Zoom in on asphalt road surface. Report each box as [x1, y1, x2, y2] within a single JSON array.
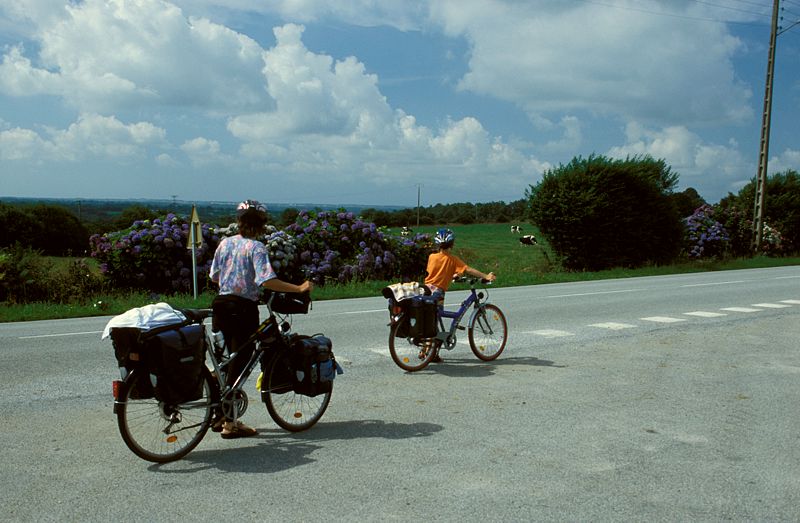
[[1, 266, 799, 521]]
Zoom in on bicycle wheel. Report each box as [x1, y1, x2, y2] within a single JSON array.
[[468, 303, 508, 361], [264, 350, 331, 432], [116, 366, 216, 463], [388, 319, 436, 372]]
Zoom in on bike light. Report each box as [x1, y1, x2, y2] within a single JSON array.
[[112, 380, 122, 399]]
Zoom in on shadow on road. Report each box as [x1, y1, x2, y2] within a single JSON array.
[[153, 419, 443, 474], [418, 355, 564, 378]]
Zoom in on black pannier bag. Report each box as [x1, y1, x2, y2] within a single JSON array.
[[147, 324, 206, 405], [269, 291, 311, 314], [260, 350, 295, 401], [291, 336, 342, 397], [110, 327, 154, 399], [407, 295, 438, 338]]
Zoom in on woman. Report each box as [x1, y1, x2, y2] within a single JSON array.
[[210, 199, 313, 439]]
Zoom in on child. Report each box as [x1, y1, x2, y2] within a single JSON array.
[[423, 228, 495, 362], [424, 228, 496, 299]]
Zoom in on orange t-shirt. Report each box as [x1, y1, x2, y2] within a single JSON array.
[[424, 251, 468, 291]]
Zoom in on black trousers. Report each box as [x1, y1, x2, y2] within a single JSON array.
[[211, 294, 259, 390]]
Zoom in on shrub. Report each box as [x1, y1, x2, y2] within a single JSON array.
[[0, 244, 52, 303], [0, 203, 89, 256], [683, 205, 729, 259], [527, 154, 683, 270], [723, 169, 800, 254], [91, 210, 431, 294], [89, 213, 220, 294], [285, 210, 431, 285]]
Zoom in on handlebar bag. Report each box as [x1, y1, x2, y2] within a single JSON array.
[[269, 291, 311, 314], [147, 324, 206, 405]]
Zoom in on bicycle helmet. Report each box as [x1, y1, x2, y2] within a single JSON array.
[[434, 228, 455, 248], [236, 199, 268, 219]]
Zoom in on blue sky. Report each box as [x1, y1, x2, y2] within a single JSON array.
[[1, 0, 798, 208]]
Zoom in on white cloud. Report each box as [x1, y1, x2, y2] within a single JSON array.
[[0, 113, 166, 161], [227, 24, 544, 194], [432, 0, 752, 126], [769, 149, 800, 175], [0, 0, 271, 113], [608, 122, 753, 196]]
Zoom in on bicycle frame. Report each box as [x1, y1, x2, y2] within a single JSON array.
[[435, 287, 482, 342]]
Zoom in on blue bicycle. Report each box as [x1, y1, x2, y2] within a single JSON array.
[[387, 276, 508, 372]]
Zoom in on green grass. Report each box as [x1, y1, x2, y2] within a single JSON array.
[[2, 222, 798, 322]]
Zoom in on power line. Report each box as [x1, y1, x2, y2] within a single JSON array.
[[689, 0, 773, 18], [572, 0, 772, 26]]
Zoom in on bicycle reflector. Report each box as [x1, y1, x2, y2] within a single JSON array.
[[113, 380, 122, 400]]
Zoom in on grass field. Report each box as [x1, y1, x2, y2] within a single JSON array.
[[2, 222, 798, 322]]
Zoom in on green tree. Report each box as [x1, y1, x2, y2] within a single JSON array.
[[723, 169, 800, 253], [527, 154, 683, 270]]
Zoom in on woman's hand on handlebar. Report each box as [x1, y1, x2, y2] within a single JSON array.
[[298, 280, 313, 294]]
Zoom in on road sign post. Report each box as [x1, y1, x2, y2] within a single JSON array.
[[189, 205, 202, 300]]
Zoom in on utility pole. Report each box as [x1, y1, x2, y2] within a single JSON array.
[[416, 184, 421, 228], [752, 0, 780, 252]]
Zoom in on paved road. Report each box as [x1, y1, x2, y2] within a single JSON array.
[[1, 266, 799, 521]]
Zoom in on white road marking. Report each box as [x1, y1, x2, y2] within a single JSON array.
[[640, 316, 686, 323], [525, 329, 575, 338], [683, 311, 727, 318], [752, 303, 792, 309], [680, 280, 745, 288], [19, 330, 103, 339], [589, 322, 636, 330], [780, 300, 800, 304], [720, 307, 762, 312]]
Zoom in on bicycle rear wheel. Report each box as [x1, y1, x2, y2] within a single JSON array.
[[388, 319, 436, 372], [468, 303, 508, 361], [263, 349, 331, 432], [116, 366, 216, 463]]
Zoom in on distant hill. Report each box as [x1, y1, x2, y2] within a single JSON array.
[[0, 196, 409, 226]]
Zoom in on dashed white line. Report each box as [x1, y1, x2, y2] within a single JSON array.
[[526, 329, 575, 338], [640, 316, 686, 323], [752, 303, 792, 309], [589, 322, 636, 330], [780, 300, 800, 305], [720, 307, 762, 313], [684, 311, 727, 318]]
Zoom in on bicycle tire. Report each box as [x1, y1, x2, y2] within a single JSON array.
[[388, 318, 436, 372], [116, 366, 216, 463], [263, 348, 331, 432], [468, 303, 508, 361]]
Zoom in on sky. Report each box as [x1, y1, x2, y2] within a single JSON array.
[[0, 0, 798, 209]]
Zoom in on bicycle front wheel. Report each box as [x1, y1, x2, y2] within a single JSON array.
[[388, 319, 436, 372], [264, 350, 331, 432], [116, 366, 216, 463], [468, 303, 508, 361]]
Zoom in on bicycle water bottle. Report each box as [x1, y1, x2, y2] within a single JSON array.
[[212, 330, 225, 356]]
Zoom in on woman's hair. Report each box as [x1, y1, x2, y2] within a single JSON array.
[[238, 213, 267, 238]]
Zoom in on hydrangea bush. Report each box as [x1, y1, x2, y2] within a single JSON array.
[[89, 213, 219, 293], [683, 205, 730, 259], [91, 210, 431, 294], [284, 210, 430, 285]]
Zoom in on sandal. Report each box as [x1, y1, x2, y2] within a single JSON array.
[[221, 422, 258, 439]]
